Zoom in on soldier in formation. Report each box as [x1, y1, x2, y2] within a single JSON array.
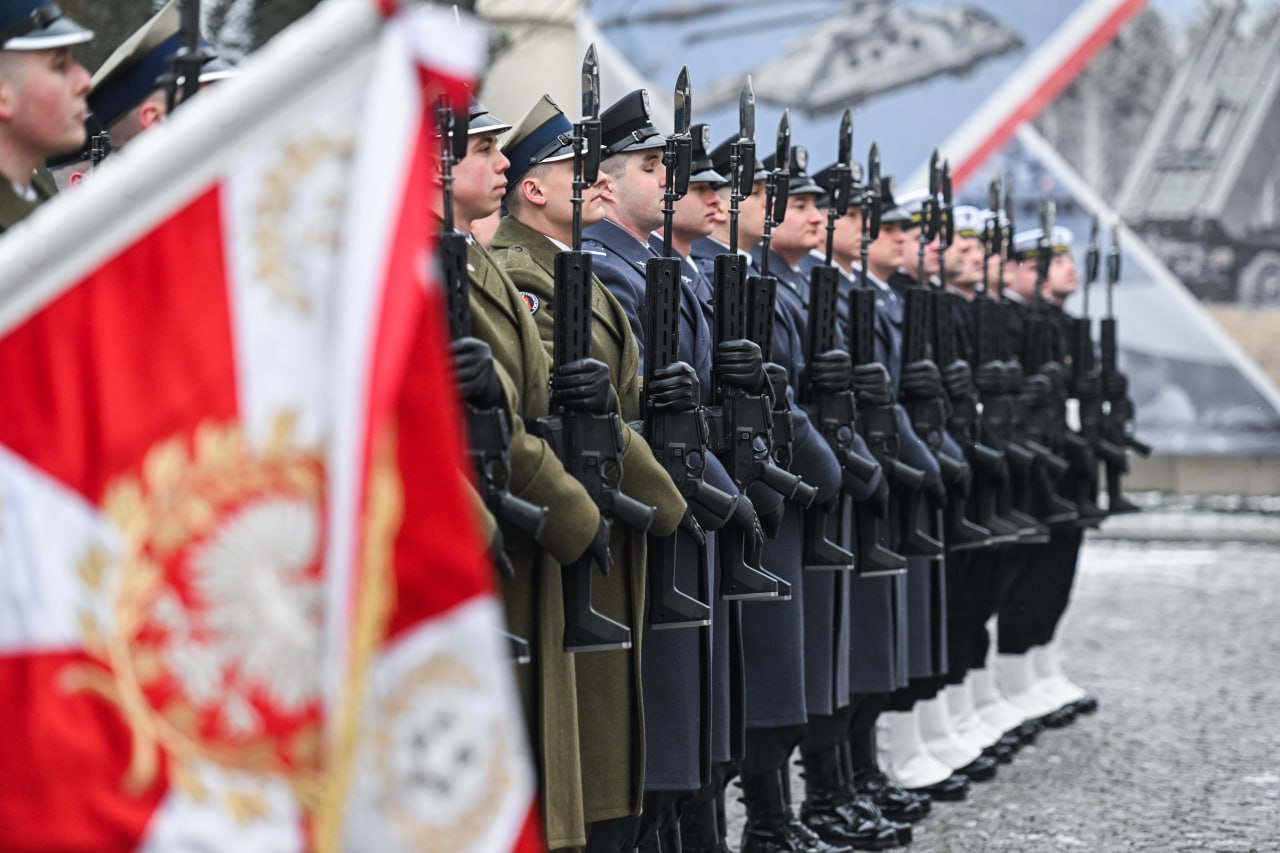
[[4, 8, 1148, 851]]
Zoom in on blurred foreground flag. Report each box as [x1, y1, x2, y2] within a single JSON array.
[[0, 2, 541, 851]]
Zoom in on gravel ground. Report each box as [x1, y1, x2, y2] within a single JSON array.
[[726, 538, 1280, 852]]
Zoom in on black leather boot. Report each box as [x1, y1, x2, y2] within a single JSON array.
[[739, 769, 853, 853], [798, 750, 900, 851], [679, 792, 728, 853], [844, 737, 930, 824]]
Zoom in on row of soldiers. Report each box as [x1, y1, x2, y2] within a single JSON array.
[[440, 45, 1148, 853], [0, 2, 1147, 851]]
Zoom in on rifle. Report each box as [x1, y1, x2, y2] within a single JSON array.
[[1019, 199, 1082, 527], [847, 143, 915, 575], [972, 177, 1050, 543], [533, 47, 657, 652], [641, 68, 724, 628], [161, 0, 210, 115], [893, 152, 947, 557], [1099, 226, 1150, 513], [437, 98, 546, 664], [704, 78, 794, 600], [931, 160, 999, 550], [799, 110, 865, 572]]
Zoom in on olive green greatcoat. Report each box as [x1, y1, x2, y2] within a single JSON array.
[[489, 215, 686, 834], [466, 240, 600, 849], [0, 169, 56, 234]]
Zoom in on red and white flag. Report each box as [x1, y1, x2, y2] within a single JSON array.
[[0, 2, 539, 850]]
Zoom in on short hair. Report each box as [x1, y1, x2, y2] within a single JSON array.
[[0, 51, 27, 85], [598, 153, 627, 181], [502, 161, 552, 219]]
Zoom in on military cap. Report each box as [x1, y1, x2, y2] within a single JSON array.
[[895, 188, 930, 227], [762, 145, 823, 197], [88, 1, 181, 129], [501, 94, 576, 188], [0, 0, 92, 50], [467, 95, 511, 137], [877, 177, 911, 224], [952, 205, 984, 239], [688, 123, 725, 185], [600, 89, 664, 156], [813, 160, 865, 210], [709, 134, 767, 185], [1012, 226, 1074, 260]]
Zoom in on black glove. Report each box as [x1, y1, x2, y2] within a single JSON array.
[[975, 361, 1004, 395], [852, 363, 893, 406], [926, 477, 948, 509], [648, 361, 700, 412], [451, 336, 503, 409], [1072, 372, 1101, 400], [715, 339, 764, 391], [1022, 373, 1051, 407], [899, 359, 943, 400], [1040, 360, 1066, 391], [1103, 371, 1128, 400], [729, 494, 766, 555], [490, 526, 515, 579], [764, 362, 790, 407], [807, 350, 852, 394], [1001, 361, 1025, 394], [582, 516, 613, 576], [679, 507, 706, 546], [942, 360, 975, 400], [758, 501, 786, 539], [554, 358, 616, 413]]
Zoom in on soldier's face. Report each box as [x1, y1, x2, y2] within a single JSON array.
[[0, 47, 91, 165], [771, 192, 823, 256], [945, 237, 985, 289], [830, 206, 863, 262], [738, 180, 768, 246], [536, 159, 606, 229], [1047, 253, 1078, 298], [1011, 259, 1039, 300], [451, 131, 509, 222], [604, 149, 665, 234], [671, 181, 720, 241], [867, 221, 906, 273]]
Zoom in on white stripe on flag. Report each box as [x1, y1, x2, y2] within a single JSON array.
[[340, 595, 537, 853], [0, 444, 121, 654]]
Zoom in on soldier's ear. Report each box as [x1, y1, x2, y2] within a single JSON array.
[[521, 177, 546, 209], [138, 100, 165, 130]]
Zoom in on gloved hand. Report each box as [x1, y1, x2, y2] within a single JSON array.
[[899, 359, 942, 401], [807, 350, 852, 393], [554, 358, 616, 413], [758, 501, 786, 539], [490, 526, 515, 579], [852, 363, 893, 406], [451, 336, 503, 409], [1039, 360, 1066, 391], [648, 361, 700, 412], [1103, 371, 1128, 400], [1022, 373, 1051, 407], [715, 339, 765, 391], [975, 361, 1004, 395], [729, 494, 766, 555], [582, 516, 613, 576], [942, 360, 975, 400], [1073, 372, 1101, 400], [1001, 361, 1025, 395], [679, 507, 707, 546], [764, 362, 790, 407]]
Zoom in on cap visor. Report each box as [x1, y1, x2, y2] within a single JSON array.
[[469, 114, 513, 136], [4, 16, 93, 50], [689, 166, 726, 185], [880, 207, 911, 224], [790, 178, 824, 197], [609, 135, 666, 155]]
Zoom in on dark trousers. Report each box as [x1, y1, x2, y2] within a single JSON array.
[[997, 529, 1083, 654]]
